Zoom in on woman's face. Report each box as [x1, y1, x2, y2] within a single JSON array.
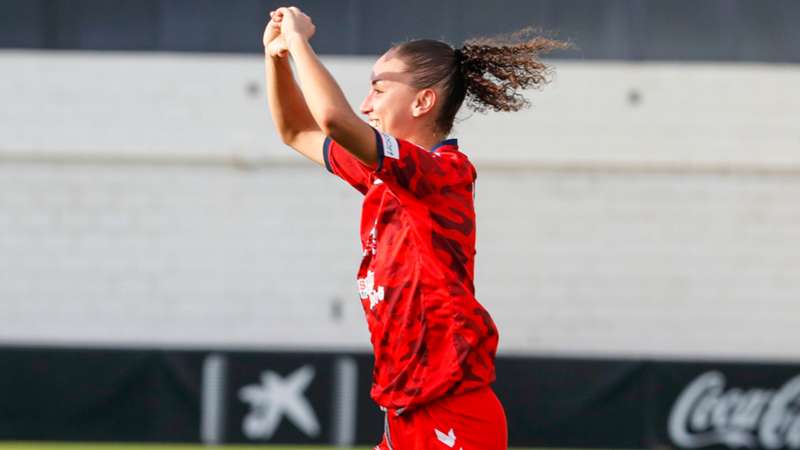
[[359, 52, 420, 138]]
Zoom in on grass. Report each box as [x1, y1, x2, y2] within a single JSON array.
[[0, 444, 588, 450], [0, 445, 349, 450], [0, 445, 359, 450], [0, 445, 566, 450]]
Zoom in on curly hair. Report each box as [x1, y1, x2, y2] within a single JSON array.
[[388, 27, 572, 136]]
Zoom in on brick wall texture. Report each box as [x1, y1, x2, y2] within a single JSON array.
[[1, 51, 798, 360]]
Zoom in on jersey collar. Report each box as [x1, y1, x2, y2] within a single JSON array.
[[431, 138, 458, 153]]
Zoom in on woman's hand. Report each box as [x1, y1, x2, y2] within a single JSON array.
[[264, 10, 289, 58], [275, 6, 316, 46]]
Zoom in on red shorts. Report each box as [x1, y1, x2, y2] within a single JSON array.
[[376, 386, 507, 450]]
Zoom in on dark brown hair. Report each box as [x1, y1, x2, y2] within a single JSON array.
[[388, 27, 572, 136]]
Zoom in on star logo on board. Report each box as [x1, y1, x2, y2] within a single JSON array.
[[239, 365, 320, 440]]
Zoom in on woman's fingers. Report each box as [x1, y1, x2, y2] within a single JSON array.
[[272, 6, 315, 41], [263, 9, 285, 48], [277, 6, 308, 19], [269, 10, 283, 21], [267, 36, 289, 58]]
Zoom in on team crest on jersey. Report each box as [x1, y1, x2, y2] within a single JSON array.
[[358, 270, 384, 310], [363, 224, 378, 256], [380, 133, 399, 159]]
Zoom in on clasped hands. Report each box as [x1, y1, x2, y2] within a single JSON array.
[[263, 6, 316, 58]]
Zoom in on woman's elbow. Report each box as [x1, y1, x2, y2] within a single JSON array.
[[278, 128, 299, 146], [317, 110, 351, 137]]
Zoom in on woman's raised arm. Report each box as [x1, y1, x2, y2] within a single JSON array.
[[263, 9, 325, 166], [276, 6, 379, 168]]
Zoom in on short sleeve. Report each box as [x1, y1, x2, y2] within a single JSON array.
[[373, 129, 474, 199], [323, 136, 373, 194]]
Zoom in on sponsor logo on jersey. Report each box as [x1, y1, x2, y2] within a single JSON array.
[[358, 270, 385, 310]]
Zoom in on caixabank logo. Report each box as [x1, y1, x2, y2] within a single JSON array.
[[239, 365, 321, 440], [668, 371, 800, 450], [212, 354, 365, 446]]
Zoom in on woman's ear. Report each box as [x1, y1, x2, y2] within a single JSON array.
[[412, 88, 437, 118]]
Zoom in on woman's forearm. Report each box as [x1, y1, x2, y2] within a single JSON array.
[[284, 33, 358, 135], [265, 51, 320, 144], [284, 34, 378, 166]]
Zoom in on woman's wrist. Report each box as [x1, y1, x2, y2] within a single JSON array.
[[283, 32, 308, 50], [265, 39, 290, 60]]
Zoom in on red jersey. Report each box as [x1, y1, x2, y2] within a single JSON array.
[[322, 127, 499, 412]]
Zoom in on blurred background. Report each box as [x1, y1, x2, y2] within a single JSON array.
[[1, 0, 799, 449]]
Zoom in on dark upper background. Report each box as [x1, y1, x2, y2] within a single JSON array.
[[1, 0, 798, 63]]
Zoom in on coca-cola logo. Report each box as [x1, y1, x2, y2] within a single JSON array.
[[669, 371, 800, 449]]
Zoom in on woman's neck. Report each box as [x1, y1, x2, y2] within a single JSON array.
[[406, 131, 447, 151]]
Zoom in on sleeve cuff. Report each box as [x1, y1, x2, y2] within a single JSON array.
[[372, 127, 386, 172], [322, 136, 334, 173]]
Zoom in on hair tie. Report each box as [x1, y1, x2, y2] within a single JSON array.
[[454, 47, 465, 65]]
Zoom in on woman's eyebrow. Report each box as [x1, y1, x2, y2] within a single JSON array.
[[370, 71, 408, 85]]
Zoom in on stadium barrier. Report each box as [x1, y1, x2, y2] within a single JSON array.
[[1, 347, 799, 449]]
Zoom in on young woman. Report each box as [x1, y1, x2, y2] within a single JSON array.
[[263, 6, 567, 449]]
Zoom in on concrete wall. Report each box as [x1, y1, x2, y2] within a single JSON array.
[[1, 50, 799, 360]]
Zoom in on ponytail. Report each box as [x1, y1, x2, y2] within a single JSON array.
[[390, 27, 572, 136], [456, 27, 572, 113]]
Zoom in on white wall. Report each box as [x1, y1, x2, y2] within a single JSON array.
[[1, 50, 799, 361]]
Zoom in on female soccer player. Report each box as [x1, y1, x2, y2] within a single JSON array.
[[264, 6, 567, 450]]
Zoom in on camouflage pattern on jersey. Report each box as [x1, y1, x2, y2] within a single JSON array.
[[323, 128, 498, 412]]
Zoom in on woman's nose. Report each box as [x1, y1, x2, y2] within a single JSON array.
[[359, 95, 372, 115]]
